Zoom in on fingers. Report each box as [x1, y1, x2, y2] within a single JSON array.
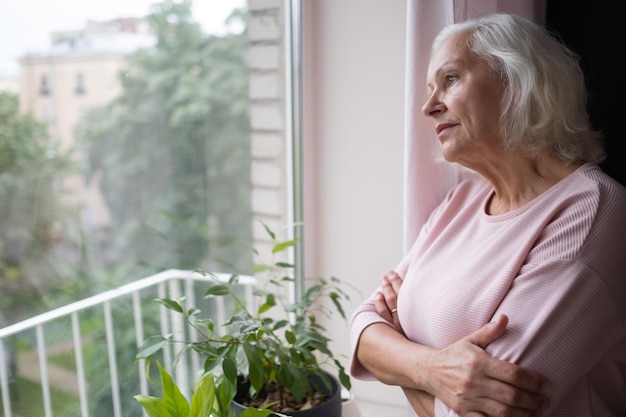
[[392, 308, 405, 335], [381, 271, 404, 333], [469, 394, 543, 417], [484, 357, 550, 399], [373, 292, 392, 322], [478, 376, 549, 415], [379, 271, 400, 312], [430, 314, 549, 416], [463, 315, 550, 413], [374, 271, 405, 333], [466, 314, 508, 349], [431, 348, 549, 416], [384, 270, 403, 293], [466, 315, 549, 396]]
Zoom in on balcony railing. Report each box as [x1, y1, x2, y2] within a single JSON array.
[[0, 269, 257, 417]]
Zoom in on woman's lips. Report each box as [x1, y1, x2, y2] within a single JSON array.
[[435, 123, 456, 136]]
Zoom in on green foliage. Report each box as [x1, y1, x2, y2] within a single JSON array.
[[0, 91, 77, 323], [137, 224, 355, 414], [135, 362, 283, 417], [0, 376, 79, 417], [75, 0, 252, 277], [0, 92, 52, 173]]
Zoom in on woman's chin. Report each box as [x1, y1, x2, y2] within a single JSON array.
[[440, 146, 458, 163]]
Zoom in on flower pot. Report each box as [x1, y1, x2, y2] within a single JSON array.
[[231, 371, 342, 417]]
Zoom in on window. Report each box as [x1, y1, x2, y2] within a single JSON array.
[[38, 74, 50, 95], [3, 0, 295, 315], [74, 73, 85, 95], [0, 0, 297, 415]]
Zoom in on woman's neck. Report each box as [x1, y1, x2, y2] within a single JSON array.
[[484, 154, 582, 215]]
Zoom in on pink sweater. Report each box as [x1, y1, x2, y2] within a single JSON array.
[[350, 164, 626, 417]]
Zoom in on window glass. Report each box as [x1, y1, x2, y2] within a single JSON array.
[[0, 0, 290, 327], [0, 1, 292, 415]]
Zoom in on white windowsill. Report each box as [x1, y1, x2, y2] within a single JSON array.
[[349, 398, 406, 417]]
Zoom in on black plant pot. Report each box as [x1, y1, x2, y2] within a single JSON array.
[[231, 371, 342, 417]]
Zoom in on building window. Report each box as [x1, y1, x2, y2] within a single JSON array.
[[38, 75, 50, 95], [74, 73, 85, 95]]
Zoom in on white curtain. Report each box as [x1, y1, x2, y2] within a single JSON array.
[[403, 0, 546, 250]]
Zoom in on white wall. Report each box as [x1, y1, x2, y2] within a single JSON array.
[[302, 0, 408, 411]]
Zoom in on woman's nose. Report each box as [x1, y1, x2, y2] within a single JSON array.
[[421, 93, 444, 117]]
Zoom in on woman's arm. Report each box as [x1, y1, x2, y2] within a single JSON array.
[[356, 270, 549, 417]]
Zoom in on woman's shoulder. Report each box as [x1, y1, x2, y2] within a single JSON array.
[[578, 163, 626, 227], [576, 164, 626, 199], [561, 164, 626, 218]]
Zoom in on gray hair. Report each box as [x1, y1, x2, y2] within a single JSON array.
[[431, 13, 605, 164]]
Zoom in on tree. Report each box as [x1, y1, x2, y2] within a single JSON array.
[[76, 0, 252, 279], [67, 3, 253, 416], [0, 91, 78, 323]]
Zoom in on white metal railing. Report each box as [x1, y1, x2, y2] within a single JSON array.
[[0, 269, 256, 417]]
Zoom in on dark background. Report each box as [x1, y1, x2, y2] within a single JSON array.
[[546, 1, 625, 186]]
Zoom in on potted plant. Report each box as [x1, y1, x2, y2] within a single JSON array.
[[134, 361, 286, 417], [135, 223, 355, 417]]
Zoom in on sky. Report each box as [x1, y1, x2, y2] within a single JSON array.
[[0, 0, 245, 76]]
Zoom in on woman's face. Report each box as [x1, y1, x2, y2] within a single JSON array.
[[422, 34, 506, 168]]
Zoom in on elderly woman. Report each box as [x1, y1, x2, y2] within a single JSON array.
[[349, 13, 626, 417]]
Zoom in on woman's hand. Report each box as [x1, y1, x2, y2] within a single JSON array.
[[425, 314, 550, 416], [374, 270, 404, 334]]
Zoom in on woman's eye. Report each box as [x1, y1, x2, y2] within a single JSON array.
[[445, 74, 458, 84]]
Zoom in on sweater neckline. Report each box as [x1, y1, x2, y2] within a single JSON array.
[[481, 163, 593, 221]]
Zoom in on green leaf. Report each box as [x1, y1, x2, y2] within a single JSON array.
[[187, 307, 201, 317], [134, 394, 173, 417], [338, 367, 352, 391], [265, 293, 276, 306], [172, 345, 194, 369], [204, 284, 231, 296], [330, 292, 346, 319], [284, 330, 296, 344], [279, 363, 307, 402], [245, 360, 264, 393], [215, 374, 237, 415], [194, 343, 218, 357], [258, 293, 275, 314], [136, 362, 190, 417], [188, 373, 217, 417], [155, 298, 184, 313], [203, 355, 221, 373], [159, 363, 190, 417], [222, 356, 238, 382], [271, 239, 297, 254], [304, 284, 322, 299], [243, 342, 264, 391], [272, 319, 289, 331], [240, 322, 260, 333], [261, 222, 275, 240], [252, 264, 270, 274], [136, 336, 168, 359]]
